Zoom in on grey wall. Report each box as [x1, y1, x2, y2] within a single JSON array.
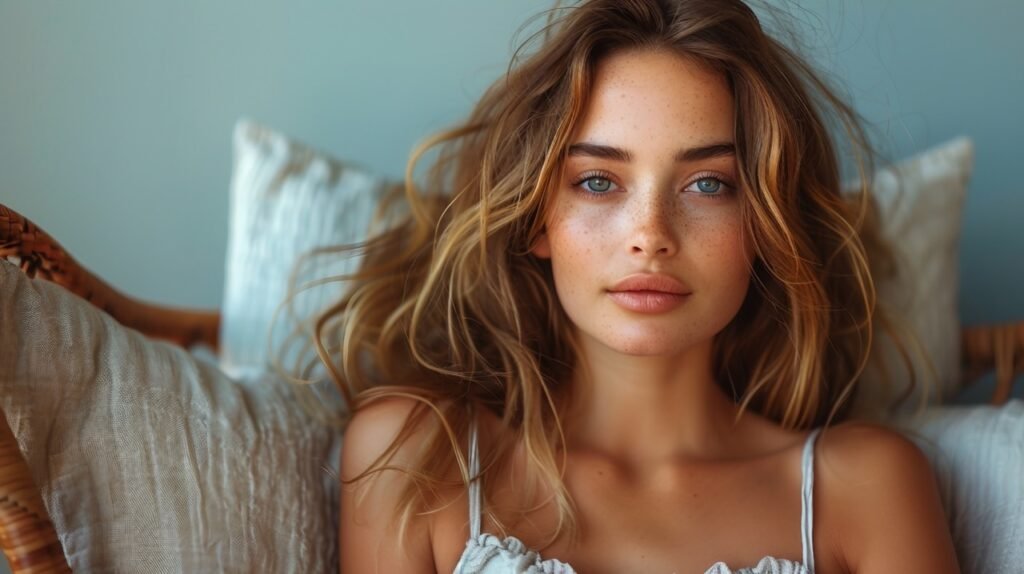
[[3, 1, 1021, 322], [0, 0, 1021, 569], [785, 0, 1024, 327], [0, 0, 557, 310]]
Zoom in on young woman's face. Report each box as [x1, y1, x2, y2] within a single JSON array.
[[532, 48, 753, 356]]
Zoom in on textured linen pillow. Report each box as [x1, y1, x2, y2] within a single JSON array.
[[219, 119, 394, 379], [0, 259, 340, 573], [850, 137, 974, 417]]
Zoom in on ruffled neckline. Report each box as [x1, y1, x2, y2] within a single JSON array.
[[455, 534, 809, 574], [457, 534, 574, 573]]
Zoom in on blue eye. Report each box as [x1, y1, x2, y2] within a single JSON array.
[[695, 178, 722, 194], [686, 175, 733, 198], [577, 175, 616, 194]]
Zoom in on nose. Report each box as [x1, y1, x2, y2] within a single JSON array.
[[628, 190, 679, 258]]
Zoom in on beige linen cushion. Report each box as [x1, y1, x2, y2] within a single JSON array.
[[0, 259, 340, 573]]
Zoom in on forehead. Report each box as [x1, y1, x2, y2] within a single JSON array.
[[571, 48, 735, 147]]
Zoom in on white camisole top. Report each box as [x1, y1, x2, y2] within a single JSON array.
[[453, 419, 822, 574]]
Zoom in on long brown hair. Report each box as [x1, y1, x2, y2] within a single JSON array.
[[275, 0, 917, 547]]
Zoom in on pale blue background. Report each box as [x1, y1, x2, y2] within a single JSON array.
[[1, 1, 1021, 571]]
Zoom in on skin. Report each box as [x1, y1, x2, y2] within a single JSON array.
[[339, 49, 961, 574], [530, 46, 755, 467]]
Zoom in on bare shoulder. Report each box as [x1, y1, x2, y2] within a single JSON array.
[[341, 396, 433, 479], [814, 421, 930, 486], [339, 396, 443, 574], [814, 422, 960, 573]]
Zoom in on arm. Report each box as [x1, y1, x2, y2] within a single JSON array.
[[823, 424, 960, 574], [339, 397, 437, 574]]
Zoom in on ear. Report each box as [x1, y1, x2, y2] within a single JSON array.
[[530, 231, 551, 259]]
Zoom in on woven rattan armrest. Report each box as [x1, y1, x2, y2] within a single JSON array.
[[963, 321, 1024, 405], [0, 410, 70, 574], [0, 204, 220, 351]]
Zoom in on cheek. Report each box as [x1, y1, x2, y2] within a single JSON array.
[[545, 201, 611, 261], [542, 204, 617, 311], [686, 208, 752, 285]]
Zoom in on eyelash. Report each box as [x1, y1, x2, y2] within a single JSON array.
[[570, 170, 735, 199]]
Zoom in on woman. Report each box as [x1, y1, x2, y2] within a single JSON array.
[[329, 0, 959, 571]]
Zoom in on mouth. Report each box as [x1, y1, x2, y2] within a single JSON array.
[[606, 274, 692, 313]]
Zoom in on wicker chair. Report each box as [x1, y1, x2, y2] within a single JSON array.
[[1, 203, 1022, 573]]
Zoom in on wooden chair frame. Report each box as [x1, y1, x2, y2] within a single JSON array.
[[2, 203, 1021, 572]]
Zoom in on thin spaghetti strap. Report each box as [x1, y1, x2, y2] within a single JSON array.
[[800, 428, 821, 572], [467, 408, 482, 539]]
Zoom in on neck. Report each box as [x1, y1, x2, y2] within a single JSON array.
[[563, 333, 745, 466]]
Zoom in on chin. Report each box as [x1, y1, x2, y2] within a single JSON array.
[[599, 331, 708, 357]]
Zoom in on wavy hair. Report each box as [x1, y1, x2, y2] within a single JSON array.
[[274, 0, 921, 548]]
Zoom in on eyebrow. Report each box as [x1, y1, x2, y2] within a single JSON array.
[[566, 141, 736, 163]]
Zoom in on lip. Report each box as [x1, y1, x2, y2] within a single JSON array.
[[607, 273, 692, 313], [608, 273, 692, 295]]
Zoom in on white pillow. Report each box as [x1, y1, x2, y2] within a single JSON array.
[[219, 119, 392, 379], [0, 259, 341, 573], [851, 137, 974, 417], [891, 400, 1024, 572]]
